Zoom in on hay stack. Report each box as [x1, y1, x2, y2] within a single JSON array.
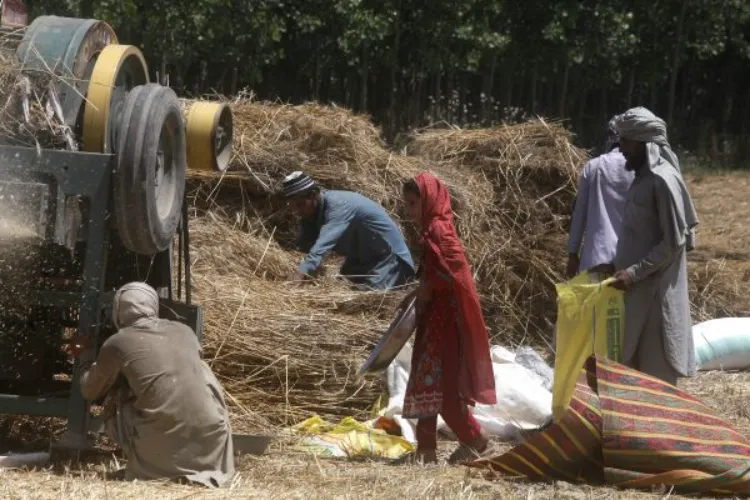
[[189, 213, 404, 430], [185, 101, 750, 426], [406, 122, 586, 342], [687, 249, 750, 323], [0, 41, 69, 149], [187, 99, 489, 208], [186, 98, 493, 255], [191, 100, 418, 205], [190, 213, 295, 281]]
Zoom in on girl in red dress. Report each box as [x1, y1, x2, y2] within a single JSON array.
[[399, 172, 496, 464]]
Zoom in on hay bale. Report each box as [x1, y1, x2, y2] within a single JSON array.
[[190, 211, 405, 430], [0, 43, 69, 149]]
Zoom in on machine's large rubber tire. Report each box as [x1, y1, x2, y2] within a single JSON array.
[[114, 84, 186, 255]]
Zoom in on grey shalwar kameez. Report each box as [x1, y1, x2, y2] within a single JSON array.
[[613, 108, 699, 385], [79, 283, 235, 487]]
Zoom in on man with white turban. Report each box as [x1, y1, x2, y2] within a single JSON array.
[[566, 115, 634, 280], [609, 107, 699, 385], [282, 171, 416, 289], [77, 282, 235, 487]]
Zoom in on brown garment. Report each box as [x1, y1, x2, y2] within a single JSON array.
[[80, 283, 234, 487]]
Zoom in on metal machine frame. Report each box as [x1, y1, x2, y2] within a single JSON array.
[[0, 9, 273, 458], [0, 144, 201, 449]]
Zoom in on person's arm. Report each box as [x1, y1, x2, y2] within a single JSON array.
[[79, 342, 124, 402], [424, 258, 453, 293], [299, 201, 356, 275], [295, 219, 318, 253], [624, 177, 683, 283]]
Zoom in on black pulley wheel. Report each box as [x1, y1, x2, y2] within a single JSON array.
[[114, 84, 186, 255]]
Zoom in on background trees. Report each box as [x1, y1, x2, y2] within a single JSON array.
[[25, 0, 750, 160]]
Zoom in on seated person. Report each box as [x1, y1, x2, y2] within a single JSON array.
[[76, 282, 235, 487]]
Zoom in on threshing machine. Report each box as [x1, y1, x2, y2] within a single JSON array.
[[0, 8, 234, 452]]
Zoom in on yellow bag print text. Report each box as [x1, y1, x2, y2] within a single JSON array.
[[552, 272, 624, 420]]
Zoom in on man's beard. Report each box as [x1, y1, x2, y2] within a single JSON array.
[[625, 157, 645, 172]]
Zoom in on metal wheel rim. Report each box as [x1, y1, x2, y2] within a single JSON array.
[[155, 113, 178, 220]]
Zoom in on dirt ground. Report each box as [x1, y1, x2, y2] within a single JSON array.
[[687, 171, 750, 320], [0, 172, 748, 499]]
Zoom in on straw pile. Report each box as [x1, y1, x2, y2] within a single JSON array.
[[186, 98, 491, 233], [0, 41, 72, 150], [189, 99, 417, 201], [184, 99, 492, 427], [688, 259, 746, 322], [187, 106, 750, 429], [189, 213, 406, 430]]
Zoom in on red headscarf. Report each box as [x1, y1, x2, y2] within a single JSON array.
[[415, 172, 497, 406]]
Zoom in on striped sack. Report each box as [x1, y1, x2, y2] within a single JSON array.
[[469, 355, 750, 496]]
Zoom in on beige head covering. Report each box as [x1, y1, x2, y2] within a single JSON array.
[[112, 282, 159, 329]]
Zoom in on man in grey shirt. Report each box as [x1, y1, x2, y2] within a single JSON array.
[[567, 116, 634, 280]]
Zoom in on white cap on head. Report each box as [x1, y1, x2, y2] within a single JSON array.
[[282, 171, 316, 198]]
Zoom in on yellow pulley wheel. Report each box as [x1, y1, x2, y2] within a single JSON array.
[[185, 101, 233, 172], [82, 44, 149, 153]]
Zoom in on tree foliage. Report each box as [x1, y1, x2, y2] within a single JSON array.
[[24, 0, 750, 157]]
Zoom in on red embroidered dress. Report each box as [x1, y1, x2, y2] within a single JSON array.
[[402, 173, 496, 419]]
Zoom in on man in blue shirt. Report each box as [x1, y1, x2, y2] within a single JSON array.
[[283, 171, 416, 290]]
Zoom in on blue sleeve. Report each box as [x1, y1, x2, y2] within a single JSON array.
[[299, 201, 356, 274]]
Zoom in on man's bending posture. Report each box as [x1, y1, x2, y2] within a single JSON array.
[[78, 282, 235, 487]]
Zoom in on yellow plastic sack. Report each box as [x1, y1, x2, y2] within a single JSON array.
[[293, 415, 413, 459], [552, 271, 624, 420]]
